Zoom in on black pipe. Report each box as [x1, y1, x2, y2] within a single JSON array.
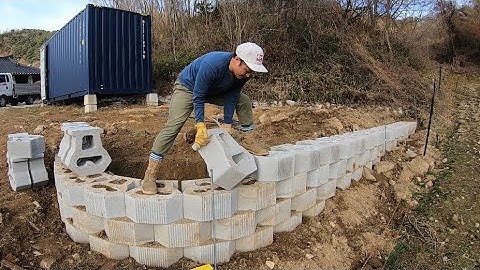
[[424, 79, 436, 156]]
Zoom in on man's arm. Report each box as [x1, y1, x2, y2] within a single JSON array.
[[223, 86, 242, 124], [192, 64, 215, 123]]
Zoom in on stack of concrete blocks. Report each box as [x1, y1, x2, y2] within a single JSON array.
[[6, 133, 48, 191], [58, 122, 112, 177], [55, 121, 416, 268], [84, 94, 97, 113], [146, 93, 159, 106]]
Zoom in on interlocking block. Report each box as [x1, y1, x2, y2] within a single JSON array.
[[184, 240, 235, 264], [256, 198, 291, 226], [296, 139, 334, 165], [329, 159, 347, 180], [84, 94, 97, 105], [105, 217, 154, 245], [302, 199, 326, 217], [85, 104, 98, 113], [270, 144, 321, 174], [236, 226, 273, 252], [129, 243, 183, 268], [336, 173, 352, 190], [155, 219, 211, 247], [60, 174, 98, 206], [58, 122, 89, 160], [274, 211, 302, 233], [252, 150, 295, 181], [276, 173, 307, 199], [306, 164, 329, 187], [7, 133, 45, 160], [237, 180, 276, 211], [197, 128, 257, 190], [352, 167, 363, 182], [183, 185, 238, 221], [29, 158, 48, 187], [57, 197, 73, 222], [84, 182, 126, 218], [89, 234, 130, 260], [316, 180, 336, 200], [213, 210, 256, 240], [64, 218, 89, 244], [291, 188, 317, 212], [146, 93, 159, 106], [125, 183, 183, 224], [71, 206, 105, 235], [345, 156, 356, 173], [63, 126, 111, 176], [329, 138, 353, 161], [7, 160, 31, 191], [178, 178, 211, 192]]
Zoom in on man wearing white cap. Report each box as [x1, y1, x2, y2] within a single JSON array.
[[142, 42, 268, 194]]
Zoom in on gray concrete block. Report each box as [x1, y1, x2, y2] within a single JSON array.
[[184, 240, 235, 264], [270, 144, 321, 174], [154, 219, 211, 247], [129, 243, 183, 268], [235, 226, 273, 252], [84, 94, 97, 105], [84, 182, 126, 218], [276, 173, 307, 199], [7, 159, 31, 191], [105, 217, 154, 245], [61, 174, 98, 206], [177, 178, 210, 192], [71, 206, 105, 235], [183, 185, 238, 221], [213, 210, 256, 240], [306, 164, 329, 187], [89, 234, 130, 260], [329, 159, 347, 180], [252, 151, 295, 181], [274, 211, 302, 233], [302, 199, 326, 217], [7, 134, 45, 159], [64, 218, 90, 244], [352, 167, 363, 182], [336, 173, 352, 190], [198, 128, 257, 190], [316, 180, 336, 200], [237, 180, 276, 211], [296, 139, 334, 165], [29, 157, 48, 186], [125, 185, 183, 224], [84, 104, 98, 113], [291, 188, 317, 212], [256, 198, 291, 226], [146, 93, 159, 106]]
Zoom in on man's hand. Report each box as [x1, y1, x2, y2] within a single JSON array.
[[194, 122, 209, 148]]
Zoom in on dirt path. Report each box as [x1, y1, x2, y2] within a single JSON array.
[[387, 73, 480, 269]]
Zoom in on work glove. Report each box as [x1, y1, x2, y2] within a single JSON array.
[[193, 122, 209, 150]]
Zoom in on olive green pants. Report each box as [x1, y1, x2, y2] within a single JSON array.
[[151, 81, 253, 157]]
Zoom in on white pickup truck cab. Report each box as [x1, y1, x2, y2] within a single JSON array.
[[0, 73, 40, 107]]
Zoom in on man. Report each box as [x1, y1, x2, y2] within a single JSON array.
[[142, 42, 269, 194]]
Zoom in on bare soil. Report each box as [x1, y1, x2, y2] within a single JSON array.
[[0, 97, 443, 270]]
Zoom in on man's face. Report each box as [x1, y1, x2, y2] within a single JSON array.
[[231, 57, 252, 79]]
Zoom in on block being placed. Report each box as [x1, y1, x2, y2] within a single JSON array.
[[105, 217, 154, 245], [64, 218, 89, 244], [252, 150, 295, 181], [129, 242, 183, 268], [276, 173, 307, 199], [71, 206, 105, 235], [235, 226, 273, 252], [89, 234, 130, 260], [183, 185, 238, 221], [29, 157, 49, 187], [237, 180, 276, 211], [274, 211, 302, 233], [197, 128, 257, 190], [154, 219, 211, 247], [7, 133, 45, 160], [291, 188, 317, 212], [184, 239, 235, 264], [256, 198, 291, 226], [302, 199, 326, 217], [63, 126, 111, 176], [213, 210, 256, 240], [316, 180, 336, 200], [125, 184, 182, 224], [84, 182, 126, 218], [306, 164, 329, 188]]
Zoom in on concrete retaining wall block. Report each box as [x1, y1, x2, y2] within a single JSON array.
[[213, 210, 256, 240], [270, 144, 321, 174], [71, 206, 105, 235], [316, 180, 336, 200], [302, 199, 326, 217], [237, 180, 276, 211], [154, 219, 211, 248], [29, 158, 48, 186], [129, 243, 183, 268], [253, 151, 295, 181], [89, 234, 130, 260], [64, 218, 89, 244], [336, 173, 352, 190], [235, 226, 274, 252], [84, 182, 126, 218], [7, 134, 45, 160], [105, 217, 155, 245], [183, 186, 238, 221], [306, 164, 329, 188], [276, 173, 307, 199], [184, 240, 235, 264], [291, 188, 317, 212], [274, 211, 302, 233], [256, 198, 291, 226]]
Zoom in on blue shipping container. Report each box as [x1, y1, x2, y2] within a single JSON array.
[[42, 4, 152, 102]]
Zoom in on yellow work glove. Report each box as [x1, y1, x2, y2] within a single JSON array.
[[220, 123, 234, 134], [193, 122, 209, 150]]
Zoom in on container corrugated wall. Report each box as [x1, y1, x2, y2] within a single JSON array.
[[42, 4, 151, 102]]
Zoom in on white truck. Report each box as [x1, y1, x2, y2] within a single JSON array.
[[0, 73, 41, 107]]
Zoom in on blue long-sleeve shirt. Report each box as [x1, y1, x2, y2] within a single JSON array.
[[178, 51, 249, 124]]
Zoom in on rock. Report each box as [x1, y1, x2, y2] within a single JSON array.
[[363, 167, 376, 182], [266, 260, 275, 269], [374, 161, 395, 174], [305, 253, 314, 260], [72, 253, 80, 261], [286, 100, 296, 106], [406, 149, 418, 158], [351, 124, 360, 131], [34, 125, 47, 134], [426, 181, 433, 187], [407, 156, 429, 176], [323, 117, 344, 133], [442, 158, 448, 163], [368, 257, 384, 269], [40, 257, 56, 270], [389, 180, 396, 186]]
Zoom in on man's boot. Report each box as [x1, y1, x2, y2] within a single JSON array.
[[142, 158, 161, 195], [232, 130, 269, 156]]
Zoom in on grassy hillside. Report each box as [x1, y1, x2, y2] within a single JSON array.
[[0, 29, 54, 65]]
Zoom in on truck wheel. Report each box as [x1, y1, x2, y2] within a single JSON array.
[[25, 96, 34, 105], [10, 99, 18, 106], [0, 96, 6, 107]]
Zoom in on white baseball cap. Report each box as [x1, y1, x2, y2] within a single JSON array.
[[236, 42, 268, 73]]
